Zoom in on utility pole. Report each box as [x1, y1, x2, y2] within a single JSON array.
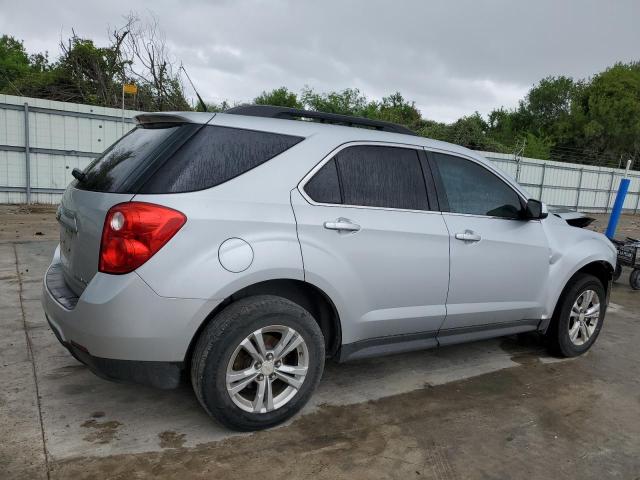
[[119, 30, 129, 137], [121, 84, 125, 136]]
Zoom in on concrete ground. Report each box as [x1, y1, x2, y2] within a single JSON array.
[[1, 205, 640, 479]]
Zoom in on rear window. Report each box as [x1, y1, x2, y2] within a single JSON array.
[[77, 125, 181, 193], [304, 145, 429, 210], [337, 146, 428, 210], [139, 125, 304, 193]]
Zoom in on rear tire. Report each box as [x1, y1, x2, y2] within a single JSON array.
[[546, 273, 606, 357], [191, 295, 325, 431]]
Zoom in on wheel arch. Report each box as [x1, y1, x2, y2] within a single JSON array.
[[576, 260, 614, 291], [184, 279, 342, 367], [542, 259, 614, 333]]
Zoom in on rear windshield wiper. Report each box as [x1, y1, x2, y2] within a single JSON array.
[[72, 168, 87, 182]]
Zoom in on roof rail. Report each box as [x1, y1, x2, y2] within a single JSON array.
[[225, 105, 417, 136]]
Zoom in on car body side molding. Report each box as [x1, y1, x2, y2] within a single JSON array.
[[339, 318, 541, 362]]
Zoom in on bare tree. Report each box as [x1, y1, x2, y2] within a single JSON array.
[[121, 13, 189, 111]]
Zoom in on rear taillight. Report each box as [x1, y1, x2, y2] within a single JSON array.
[[99, 202, 186, 274]]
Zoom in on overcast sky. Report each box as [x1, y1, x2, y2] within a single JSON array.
[[1, 0, 638, 122]]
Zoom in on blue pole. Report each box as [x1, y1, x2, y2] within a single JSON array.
[[605, 177, 631, 239]]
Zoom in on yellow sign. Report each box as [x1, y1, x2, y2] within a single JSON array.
[[123, 83, 138, 95]]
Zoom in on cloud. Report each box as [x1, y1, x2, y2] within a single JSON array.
[[1, 0, 638, 122]]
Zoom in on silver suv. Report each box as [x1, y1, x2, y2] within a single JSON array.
[[42, 106, 616, 431]]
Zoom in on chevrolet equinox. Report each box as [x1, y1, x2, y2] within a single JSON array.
[[42, 106, 617, 431]]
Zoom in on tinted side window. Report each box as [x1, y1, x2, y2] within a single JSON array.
[[141, 126, 303, 193], [305, 158, 342, 204], [432, 153, 522, 219], [334, 146, 429, 210]]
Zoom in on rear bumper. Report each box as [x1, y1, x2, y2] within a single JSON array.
[[42, 247, 218, 384], [46, 315, 182, 389]]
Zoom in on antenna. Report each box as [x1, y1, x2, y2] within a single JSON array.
[[180, 65, 208, 112]]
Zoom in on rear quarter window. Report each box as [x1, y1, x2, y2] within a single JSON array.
[[140, 125, 304, 193]]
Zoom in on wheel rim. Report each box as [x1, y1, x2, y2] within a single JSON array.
[[568, 289, 600, 346], [226, 325, 309, 414]]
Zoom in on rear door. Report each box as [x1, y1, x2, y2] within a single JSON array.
[[428, 151, 550, 345], [291, 143, 450, 349]]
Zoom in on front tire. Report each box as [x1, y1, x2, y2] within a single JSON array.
[[191, 295, 325, 431], [630, 269, 640, 290], [546, 273, 606, 357], [613, 263, 622, 282]]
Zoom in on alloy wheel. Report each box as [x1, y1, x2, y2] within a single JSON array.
[[568, 289, 600, 346], [225, 325, 309, 413]]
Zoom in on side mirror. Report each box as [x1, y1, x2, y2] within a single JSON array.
[[524, 199, 548, 220]]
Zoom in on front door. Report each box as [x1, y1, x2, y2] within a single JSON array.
[[429, 151, 550, 345]]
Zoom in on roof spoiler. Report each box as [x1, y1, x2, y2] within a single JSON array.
[[134, 112, 215, 125]]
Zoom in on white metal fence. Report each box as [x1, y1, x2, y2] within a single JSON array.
[[479, 151, 640, 213], [0, 94, 139, 204], [1, 94, 639, 212]]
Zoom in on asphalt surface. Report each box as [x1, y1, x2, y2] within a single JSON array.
[[1, 206, 640, 479]]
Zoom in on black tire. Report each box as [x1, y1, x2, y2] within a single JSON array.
[[613, 263, 623, 282], [191, 295, 325, 431], [546, 273, 606, 357], [630, 269, 640, 290]]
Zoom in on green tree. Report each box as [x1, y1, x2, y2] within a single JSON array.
[[417, 119, 450, 142], [571, 63, 640, 160], [523, 76, 575, 136], [375, 92, 422, 128], [487, 107, 520, 147], [254, 87, 302, 108], [0, 36, 59, 97], [301, 87, 368, 115], [294, 88, 423, 130], [487, 76, 576, 150], [522, 132, 554, 159], [0, 35, 31, 93], [448, 113, 509, 152]]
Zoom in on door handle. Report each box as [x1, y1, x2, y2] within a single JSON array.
[[455, 230, 481, 242], [324, 218, 361, 233]]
